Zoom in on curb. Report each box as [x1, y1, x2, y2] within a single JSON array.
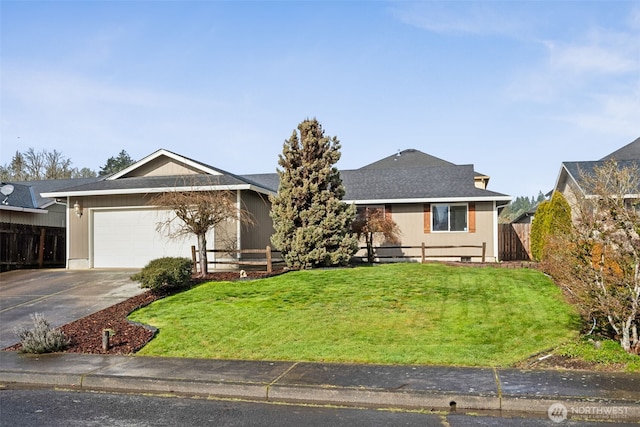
[[2, 352, 639, 422]]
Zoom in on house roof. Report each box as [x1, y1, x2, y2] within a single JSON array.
[[39, 148, 509, 203], [42, 149, 277, 198], [0, 182, 44, 213], [601, 136, 640, 161], [359, 149, 455, 169], [1, 177, 101, 213], [243, 149, 510, 204], [42, 174, 276, 198], [358, 148, 489, 179], [553, 137, 640, 197], [559, 160, 640, 196], [341, 165, 508, 203]]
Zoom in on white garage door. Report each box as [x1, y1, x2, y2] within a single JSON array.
[[93, 209, 204, 268]]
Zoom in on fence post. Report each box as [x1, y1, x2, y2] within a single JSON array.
[[266, 246, 272, 273], [38, 228, 46, 268], [481, 242, 486, 263], [421, 242, 426, 264], [191, 245, 197, 273]]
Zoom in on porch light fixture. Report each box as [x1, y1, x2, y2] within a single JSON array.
[[74, 201, 83, 218]]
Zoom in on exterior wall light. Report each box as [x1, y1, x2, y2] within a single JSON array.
[[74, 201, 83, 218]]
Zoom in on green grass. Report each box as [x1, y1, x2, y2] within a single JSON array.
[[556, 338, 640, 373], [128, 263, 580, 366]]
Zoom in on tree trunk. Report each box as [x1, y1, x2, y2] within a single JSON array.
[[198, 234, 208, 277], [620, 316, 634, 353], [366, 233, 374, 263]]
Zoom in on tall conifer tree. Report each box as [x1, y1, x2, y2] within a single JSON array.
[[270, 118, 358, 269]]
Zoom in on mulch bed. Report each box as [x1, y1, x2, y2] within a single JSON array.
[[3, 270, 284, 355]]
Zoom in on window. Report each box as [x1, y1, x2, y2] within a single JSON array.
[[431, 203, 468, 232]]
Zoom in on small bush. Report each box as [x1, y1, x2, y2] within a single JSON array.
[[131, 257, 193, 291], [13, 313, 69, 354]]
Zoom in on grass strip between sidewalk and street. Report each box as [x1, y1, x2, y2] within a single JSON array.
[[128, 263, 580, 366]]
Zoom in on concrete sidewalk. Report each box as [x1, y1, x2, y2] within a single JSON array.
[[1, 351, 639, 422]]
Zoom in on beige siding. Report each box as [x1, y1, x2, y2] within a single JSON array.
[[555, 171, 582, 221], [122, 157, 208, 177], [67, 191, 272, 268], [0, 203, 66, 227], [367, 202, 496, 262]]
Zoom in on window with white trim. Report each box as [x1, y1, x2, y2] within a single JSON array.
[[432, 203, 468, 232]]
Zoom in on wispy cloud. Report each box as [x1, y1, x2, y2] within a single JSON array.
[[557, 87, 640, 138], [390, 2, 529, 37]]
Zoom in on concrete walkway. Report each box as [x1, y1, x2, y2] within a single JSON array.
[[0, 269, 144, 349], [1, 351, 639, 422]]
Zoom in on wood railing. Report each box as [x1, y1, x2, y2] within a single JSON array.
[[359, 242, 487, 263], [191, 245, 283, 273]]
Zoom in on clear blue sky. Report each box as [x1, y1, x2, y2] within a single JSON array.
[[1, 1, 639, 198]]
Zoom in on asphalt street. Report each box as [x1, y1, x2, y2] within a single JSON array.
[[2, 389, 637, 427]]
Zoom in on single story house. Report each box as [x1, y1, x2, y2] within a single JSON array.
[[41, 148, 511, 269]]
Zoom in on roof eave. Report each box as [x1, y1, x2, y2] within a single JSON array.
[[344, 196, 512, 204], [108, 149, 224, 180], [0, 205, 48, 214], [42, 184, 275, 198]]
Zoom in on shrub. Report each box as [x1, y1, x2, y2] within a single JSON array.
[[530, 191, 572, 261], [131, 257, 193, 291], [13, 313, 69, 354]]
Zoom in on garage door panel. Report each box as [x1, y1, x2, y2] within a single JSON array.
[[93, 209, 207, 268]]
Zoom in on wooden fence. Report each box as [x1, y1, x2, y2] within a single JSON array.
[[359, 242, 487, 263], [0, 223, 66, 272], [498, 223, 531, 261], [191, 245, 283, 273], [192, 242, 487, 272]]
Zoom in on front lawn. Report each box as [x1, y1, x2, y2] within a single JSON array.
[[128, 263, 580, 366]]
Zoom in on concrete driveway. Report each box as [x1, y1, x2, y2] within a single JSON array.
[[0, 269, 145, 349]]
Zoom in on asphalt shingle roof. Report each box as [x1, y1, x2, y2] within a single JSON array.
[[3, 177, 101, 209], [29, 148, 508, 201], [47, 174, 269, 194], [341, 165, 506, 200], [562, 160, 640, 194], [601, 137, 640, 161], [358, 149, 455, 169]]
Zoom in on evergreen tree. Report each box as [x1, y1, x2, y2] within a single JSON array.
[[530, 191, 572, 261], [270, 118, 358, 269], [99, 150, 135, 176]]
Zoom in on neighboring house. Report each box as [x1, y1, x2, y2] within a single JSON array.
[[42, 148, 510, 269], [0, 178, 99, 270], [553, 137, 640, 212], [511, 207, 537, 225]]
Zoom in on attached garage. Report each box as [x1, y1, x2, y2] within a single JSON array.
[[40, 149, 278, 270], [93, 208, 201, 268]]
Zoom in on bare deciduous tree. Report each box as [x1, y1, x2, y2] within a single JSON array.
[[542, 160, 640, 354], [149, 179, 254, 277], [0, 148, 97, 180], [351, 207, 401, 263]]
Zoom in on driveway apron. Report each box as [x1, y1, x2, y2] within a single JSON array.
[[0, 269, 144, 349]]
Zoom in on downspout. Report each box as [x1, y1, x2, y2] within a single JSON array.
[[236, 190, 242, 261], [65, 196, 71, 269], [493, 200, 499, 262]]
